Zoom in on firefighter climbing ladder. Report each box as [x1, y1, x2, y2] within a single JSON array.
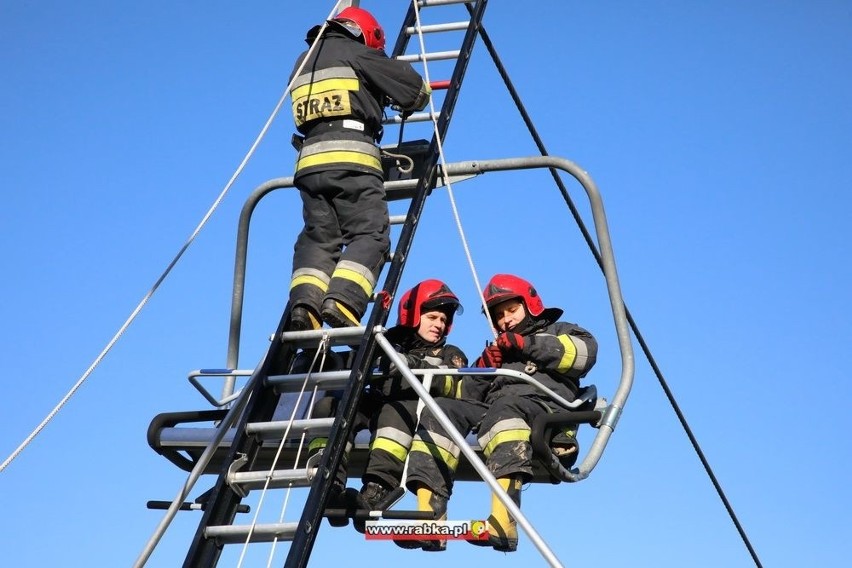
[[140, 1, 635, 567]]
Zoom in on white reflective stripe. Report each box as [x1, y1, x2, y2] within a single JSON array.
[[290, 267, 331, 292], [291, 267, 330, 284], [330, 259, 378, 298], [298, 139, 379, 158], [291, 66, 358, 90], [477, 417, 529, 449], [571, 337, 591, 370], [418, 430, 459, 457], [374, 426, 413, 447]]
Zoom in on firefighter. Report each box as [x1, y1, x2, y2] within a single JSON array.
[[308, 279, 469, 531], [285, 6, 432, 331], [401, 274, 598, 552]]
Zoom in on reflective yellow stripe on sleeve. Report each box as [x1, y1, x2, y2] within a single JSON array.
[[557, 335, 578, 373]]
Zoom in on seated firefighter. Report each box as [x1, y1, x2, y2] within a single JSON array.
[[307, 279, 470, 531], [401, 273, 598, 552]]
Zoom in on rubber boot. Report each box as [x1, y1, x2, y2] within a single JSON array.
[[469, 477, 521, 552], [394, 484, 447, 552]]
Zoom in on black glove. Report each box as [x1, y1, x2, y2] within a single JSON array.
[[389, 352, 423, 375]]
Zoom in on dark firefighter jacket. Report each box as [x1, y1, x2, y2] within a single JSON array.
[[371, 325, 468, 400], [474, 317, 598, 405], [289, 30, 430, 178]]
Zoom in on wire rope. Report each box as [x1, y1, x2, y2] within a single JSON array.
[[410, 1, 497, 338], [236, 337, 330, 568], [469, 11, 764, 568]]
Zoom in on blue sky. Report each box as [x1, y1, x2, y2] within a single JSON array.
[[2, 1, 851, 566]]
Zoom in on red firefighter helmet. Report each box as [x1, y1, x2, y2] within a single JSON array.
[[331, 6, 385, 50], [398, 279, 463, 333], [482, 274, 563, 321]]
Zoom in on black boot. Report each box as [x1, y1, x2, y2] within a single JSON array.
[[325, 481, 351, 528], [320, 298, 361, 328], [288, 304, 320, 331], [352, 480, 391, 534]]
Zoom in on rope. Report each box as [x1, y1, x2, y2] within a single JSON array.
[[410, 1, 497, 339], [237, 336, 330, 568], [0, 1, 344, 476]]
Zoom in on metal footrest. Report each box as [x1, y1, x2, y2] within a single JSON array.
[[266, 370, 351, 393], [246, 417, 334, 440], [278, 326, 367, 349], [205, 523, 298, 545]]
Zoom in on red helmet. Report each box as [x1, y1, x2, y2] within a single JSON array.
[[483, 274, 563, 321], [398, 279, 463, 333], [331, 7, 385, 50]]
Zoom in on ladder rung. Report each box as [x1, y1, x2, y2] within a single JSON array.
[[278, 326, 367, 348], [246, 418, 334, 439], [267, 370, 352, 392], [405, 21, 469, 35], [383, 111, 439, 125], [389, 214, 407, 224], [397, 50, 461, 63], [205, 523, 298, 545], [419, 0, 472, 6], [229, 467, 316, 492]]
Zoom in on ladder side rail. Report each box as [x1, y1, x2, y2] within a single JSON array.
[[183, 312, 298, 567], [373, 334, 565, 568], [388, 3, 420, 59], [378, 0, 489, 314]]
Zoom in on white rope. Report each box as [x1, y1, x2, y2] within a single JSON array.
[[0, 1, 345, 476], [236, 336, 330, 567], [410, 1, 498, 338], [266, 368, 323, 567]]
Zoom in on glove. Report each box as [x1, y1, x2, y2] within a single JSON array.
[[496, 332, 525, 354], [388, 352, 423, 375], [403, 353, 423, 369], [474, 344, 503, 368]]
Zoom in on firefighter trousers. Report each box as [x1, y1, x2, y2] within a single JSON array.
[[289, 169, 390, 318], [407, 395, 549, 499], [309, 392, 421, 490]]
